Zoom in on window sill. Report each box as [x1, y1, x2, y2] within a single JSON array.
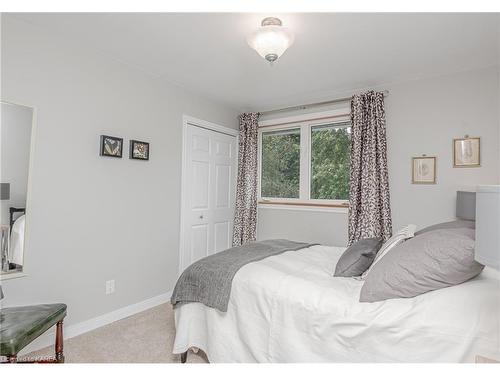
[[258, 200, 349, 213]]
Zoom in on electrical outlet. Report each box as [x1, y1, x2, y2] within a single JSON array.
[[105, 280, 115, 295]]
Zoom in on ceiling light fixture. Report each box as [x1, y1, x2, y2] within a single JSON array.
[[247, 17, 294, 65]]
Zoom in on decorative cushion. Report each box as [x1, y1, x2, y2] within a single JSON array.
[[358, 224, 416, 280], [334, 238, 383, 277], [359, 228, 484, 303], [415, 219, 475, 236], [0, 304, 67, 356]]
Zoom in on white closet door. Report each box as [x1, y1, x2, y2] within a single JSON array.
[[181, 124, 237, 271]]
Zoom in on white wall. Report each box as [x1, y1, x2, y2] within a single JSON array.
[[387, 66, 498, 233], [258, 206, 349, 245], [258, 66, 500, 246], [0, 102, 33, 226], [0, 16, 239, 326]]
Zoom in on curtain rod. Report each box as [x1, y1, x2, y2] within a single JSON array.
[[259, 90, 389, 117]]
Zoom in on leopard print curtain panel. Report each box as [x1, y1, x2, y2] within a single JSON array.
[[232, 112, 260, 247], [348, 91, 392, 245]]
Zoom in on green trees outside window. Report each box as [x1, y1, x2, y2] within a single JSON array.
[[311, 123, 351, 200], [261, 129, 300, 198], [261, 122, 351, 201]]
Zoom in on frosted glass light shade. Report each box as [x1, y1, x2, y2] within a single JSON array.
[[247, 18, 294, 64]]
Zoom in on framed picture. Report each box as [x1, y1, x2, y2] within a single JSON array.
[[129, 140, 150, 160], [453, 137, 480, 167], [412, 156, 436, 184], [100, 135, 123, 158]]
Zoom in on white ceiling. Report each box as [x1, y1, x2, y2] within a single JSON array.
[[11, 13, 500, 112]]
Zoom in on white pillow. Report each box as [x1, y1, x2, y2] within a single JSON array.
[[358, 224, 416, 280]]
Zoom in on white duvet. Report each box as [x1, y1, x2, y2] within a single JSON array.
[[173, 245, 500, 362]]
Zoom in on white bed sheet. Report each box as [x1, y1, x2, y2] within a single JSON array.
[[173, 245, 500, 362]]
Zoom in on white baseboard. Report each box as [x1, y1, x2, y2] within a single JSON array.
[[19, 291, 172, 356]]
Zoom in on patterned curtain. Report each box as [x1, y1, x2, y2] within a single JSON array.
[[348, 91, 392, 245], [232, 112, 260, 246]]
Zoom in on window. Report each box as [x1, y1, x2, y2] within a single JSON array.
[[259, 114, 351, 207], [261, 129, 301, 199], [310, 122, 351, 200]]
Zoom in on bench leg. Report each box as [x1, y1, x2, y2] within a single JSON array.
[[1, 320, 64, 364], [55, 320, 64, 363], [180, 351, 187, 363]]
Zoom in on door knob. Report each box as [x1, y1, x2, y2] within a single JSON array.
[[199, 215, 204, 219]]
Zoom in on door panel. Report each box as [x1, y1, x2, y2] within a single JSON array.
[[215, 139, 231, 157], [214, 221, 230, 253], [215, 164, 231, 208], [191, 160, 210, 209], [190, 224, 209, 263], [192, 134, 210, 153], [181, 123, 237, 271]]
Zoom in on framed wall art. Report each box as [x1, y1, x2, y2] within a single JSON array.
[[453, 136, 480, 167], [412, 156, 436, 184], [100, 135, 123, 158], [129, 140, 150, 161]]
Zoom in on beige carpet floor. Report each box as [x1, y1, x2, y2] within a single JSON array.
[[26, 303, 208, 363]]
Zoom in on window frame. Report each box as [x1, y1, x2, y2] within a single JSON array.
[[257, 108, 351, 209]]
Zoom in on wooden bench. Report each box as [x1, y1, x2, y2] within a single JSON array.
[[0, 303, 67, 363]]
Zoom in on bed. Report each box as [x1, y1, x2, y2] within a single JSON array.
[[173, 244, 500, 362]]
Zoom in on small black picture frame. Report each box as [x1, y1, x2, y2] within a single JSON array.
[[129, 140, 150, 161], [100, 135, 123, 158]]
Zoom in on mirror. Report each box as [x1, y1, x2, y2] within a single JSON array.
[[1, 101, 34, 277]]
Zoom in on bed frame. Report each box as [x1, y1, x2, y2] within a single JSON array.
[[9, 207, 25, 232]]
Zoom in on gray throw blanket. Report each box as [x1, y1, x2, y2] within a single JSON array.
[[171, 239, 313, 312]]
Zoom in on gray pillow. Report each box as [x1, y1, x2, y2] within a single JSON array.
[[359, 228, 484, 302], [415, 220, 475, 236], [334, 238, 383, 277]]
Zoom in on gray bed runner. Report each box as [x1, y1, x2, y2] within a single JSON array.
[[171, 239, 314, 312]]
